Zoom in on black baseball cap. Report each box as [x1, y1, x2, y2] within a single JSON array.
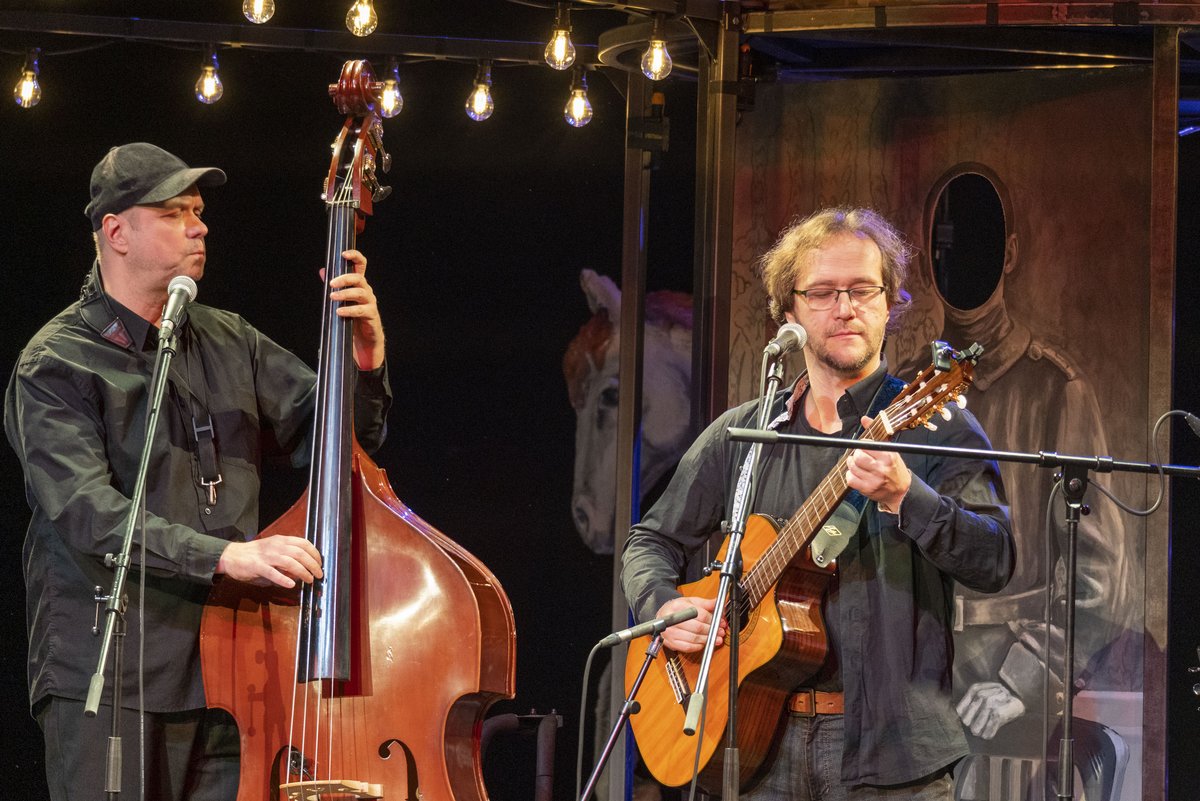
[[85, 142, 226, 230]]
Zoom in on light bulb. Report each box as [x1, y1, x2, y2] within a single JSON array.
[[242, 0, 275, 24], [13, 48, 41, 109], [380, 60, 403, 118], [544, 30, 576, 70], [346, 0, 378, 37], [564, 71, 592, 127], [544, 4, 575, 70], [641, 39, 672, 81], [465, 63, 493, 122], [195, 47, 223, 104]]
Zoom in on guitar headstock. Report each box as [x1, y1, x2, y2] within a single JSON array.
[[879, 341, 983, 435], [324, 60, 392, 230]]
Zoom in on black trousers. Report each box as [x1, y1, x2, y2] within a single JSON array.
[[35, 697, 240, 801]]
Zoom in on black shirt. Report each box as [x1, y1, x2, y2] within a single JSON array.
[[5, 266, 391, 712]]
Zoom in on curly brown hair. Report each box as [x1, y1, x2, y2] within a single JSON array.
[[758, 207, 913, 328]]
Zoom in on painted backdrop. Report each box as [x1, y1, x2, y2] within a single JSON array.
[[729, 66, 1153, 800]]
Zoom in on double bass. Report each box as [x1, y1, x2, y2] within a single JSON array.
[[200, 60, 516, 801]]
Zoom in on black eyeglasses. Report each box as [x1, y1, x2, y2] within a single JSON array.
[[792, 286, 885, 311]]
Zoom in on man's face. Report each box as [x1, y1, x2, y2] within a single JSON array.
[[784, 232, 891, 381], [117, 186, 208, 291]]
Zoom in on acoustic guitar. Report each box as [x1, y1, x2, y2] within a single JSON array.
[[624, 346, 980, 792]]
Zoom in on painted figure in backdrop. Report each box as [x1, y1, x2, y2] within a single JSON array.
[[4, 142, 390, 801], [898, 167, 1138, 801], [621, 207, 1015, 800], [564, 268, 692, 799], [564, 268, 693, 555]]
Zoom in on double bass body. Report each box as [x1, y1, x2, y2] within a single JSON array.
[[199, 60, 516, 801]]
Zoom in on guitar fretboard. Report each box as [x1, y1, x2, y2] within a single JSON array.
[[738, 417, 891, 608]]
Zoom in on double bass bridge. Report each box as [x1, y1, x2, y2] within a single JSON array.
[[281, 779, 385, 800]]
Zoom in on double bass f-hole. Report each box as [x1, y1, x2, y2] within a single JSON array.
[[199, 59, 516, 801]]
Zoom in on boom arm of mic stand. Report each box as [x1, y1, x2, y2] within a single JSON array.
[[580, 635, 664, 801]]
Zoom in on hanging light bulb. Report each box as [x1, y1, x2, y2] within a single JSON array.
[[379, 58, 403, 118], [346, 0, 378, 37], [194, 45, 224, 104], [563, 68, 593, 128], [544, 3, 576, 71], [242, 0, 275, 23], [13, 47, 41, 109], [640, 15, 673, 81], [465, 61, 494, 122]]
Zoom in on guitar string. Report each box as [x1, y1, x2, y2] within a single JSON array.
[[736, 384, 952, 615]]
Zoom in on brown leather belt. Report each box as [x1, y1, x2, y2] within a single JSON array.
[[787, 689, 844, 716]]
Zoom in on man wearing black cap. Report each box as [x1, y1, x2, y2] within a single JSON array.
[[4, 142, 391, 800]]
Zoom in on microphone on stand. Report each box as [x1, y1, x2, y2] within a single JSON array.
[[598, 606, 699, 648], [764, 322, 808, 357], [158, 275, 199, 344]]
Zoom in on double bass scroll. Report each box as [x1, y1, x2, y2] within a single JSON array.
[[200, 59, 516, 801]]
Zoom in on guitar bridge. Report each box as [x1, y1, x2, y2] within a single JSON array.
[[664, 650, 690, 705]]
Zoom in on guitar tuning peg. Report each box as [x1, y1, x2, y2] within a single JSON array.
[[923, 421, 938, 432], [956, 394, 967, 409], [939, 407, 952, 422]]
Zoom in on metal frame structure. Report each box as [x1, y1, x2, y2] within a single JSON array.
[[0, 4, 1186, 799]]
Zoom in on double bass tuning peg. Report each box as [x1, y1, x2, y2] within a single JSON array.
[[361, 153, 392, 203], [368, 121, 392, 173]]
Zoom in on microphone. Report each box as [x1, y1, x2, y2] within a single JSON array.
[[159, 275, 198, 344], [1185, 412, 1200, 439], [764, 322, 808, 357], [598, 606, 699, 648]]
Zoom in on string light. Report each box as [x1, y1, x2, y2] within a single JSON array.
[[380, 58, 403, 118], [544, 2, 576, 71], [346, 0, 378, 37], [563, 68, 592, 128], [242, 0, 275, 24], [465, 61, 494, 122], [640, 14, 672, 81], [13, 47, 41, 109], [194, 45, 223, 104]]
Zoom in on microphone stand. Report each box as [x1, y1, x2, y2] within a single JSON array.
[[683, 353, 787, 801], [580, 634, 665, 801], [85, 327, 183, 798], [726, 426, 1200, 801]]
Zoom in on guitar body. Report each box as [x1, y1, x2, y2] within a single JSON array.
[[624, 513, 836, 792]]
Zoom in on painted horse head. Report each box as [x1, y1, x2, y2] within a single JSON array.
[[563, 269, 693, 554]]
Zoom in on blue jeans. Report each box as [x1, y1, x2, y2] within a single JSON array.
[[741, 714, 954, 801]]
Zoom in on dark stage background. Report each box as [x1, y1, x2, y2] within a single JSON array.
[[5, 5, 1200, 801], [0, 3, 696, 799]]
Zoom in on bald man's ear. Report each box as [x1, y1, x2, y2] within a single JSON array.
[[99, 213, 131, 256]]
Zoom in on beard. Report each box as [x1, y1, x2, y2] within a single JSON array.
[[810, 323, 885, 377]]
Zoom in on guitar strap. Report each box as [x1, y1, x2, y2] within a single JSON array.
[[809, 373, 907, 569]]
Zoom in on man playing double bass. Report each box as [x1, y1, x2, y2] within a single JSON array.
[[5, 142, 391, 800], [621, 207, 1015, 800]]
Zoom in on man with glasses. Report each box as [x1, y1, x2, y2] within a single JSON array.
[[621, 207, 1014, 799]]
